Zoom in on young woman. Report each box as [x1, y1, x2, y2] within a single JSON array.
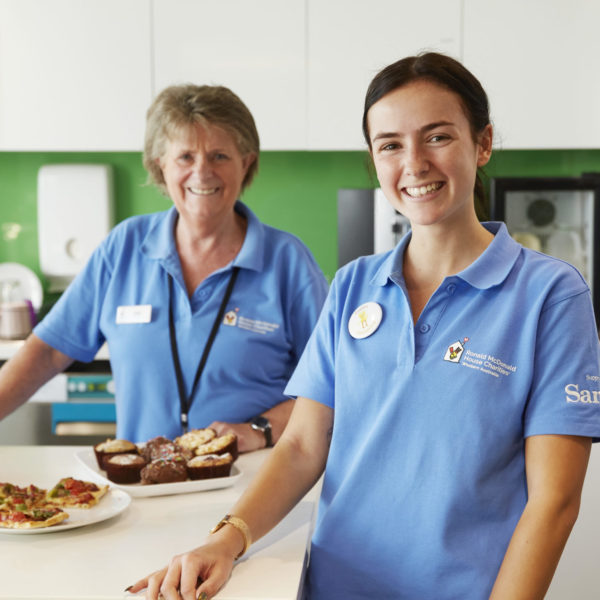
[[130, 53, 600, 600]]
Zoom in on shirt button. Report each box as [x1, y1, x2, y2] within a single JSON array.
[[419, 323, 430, 333], [446, 283, 456, 295]]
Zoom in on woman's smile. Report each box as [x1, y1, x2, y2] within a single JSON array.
[[403, 181, 445, 199]]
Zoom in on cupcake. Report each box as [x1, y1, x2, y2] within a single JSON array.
[[194, 434, 238, 461], [139, 436, 173, 462], [140, 456, 188, 484], [186, 453, 233, 480], [174, 428, 216, 452], [104, 453, 147, 484], [94, 438, 138, 469]]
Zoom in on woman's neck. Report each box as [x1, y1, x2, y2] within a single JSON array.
[[402, 218, 493, 323], [175, 210, 247, 296]]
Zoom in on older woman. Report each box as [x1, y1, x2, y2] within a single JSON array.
[[0, 84, 328, 451]]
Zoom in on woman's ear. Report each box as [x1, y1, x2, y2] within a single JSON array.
[[242, 152, 257, 173], [477, 124, 493, 167]]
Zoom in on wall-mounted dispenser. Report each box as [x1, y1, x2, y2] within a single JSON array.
[[37, 164, 114, 291]]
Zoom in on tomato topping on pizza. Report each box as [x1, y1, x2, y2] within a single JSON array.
[[46, 477, 108, 508], [0, 477, 109, 529], [0, 506, 69, 529]]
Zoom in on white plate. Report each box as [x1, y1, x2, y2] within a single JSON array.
[[0, 488, 131, 535], [75, 448, 242, 497], [0, 262, 44, 311]]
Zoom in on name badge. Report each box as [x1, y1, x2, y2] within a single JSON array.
[[348, 301, 383, 339], [116, 304, 152, 324]]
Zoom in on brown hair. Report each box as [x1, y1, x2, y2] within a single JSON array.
[[143, 84, 259, 193], [362, 52, 491, 209]]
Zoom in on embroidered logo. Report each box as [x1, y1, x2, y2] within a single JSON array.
[[444, 337, 469, 363], [223, 309, 238, 326]]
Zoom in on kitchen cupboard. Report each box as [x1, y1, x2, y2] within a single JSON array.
[[306, 0, 462, 150], [1, 0, 599, 151], [463, 0, 600, 149], [0, 0, 151, 151], [152, 0, 306, 150]]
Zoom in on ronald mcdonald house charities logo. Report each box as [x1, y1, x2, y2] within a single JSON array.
[[444, 337, 469, 363]]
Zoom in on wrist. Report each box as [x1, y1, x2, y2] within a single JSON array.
[[210, 514, 251, 560], [248, 415, 273, 448]]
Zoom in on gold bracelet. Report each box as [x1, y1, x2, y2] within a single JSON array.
[[210, 514, 252, 559]]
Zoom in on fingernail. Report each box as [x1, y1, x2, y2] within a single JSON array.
[[197, 592, 208, 600], [124, 585, 132, 592]]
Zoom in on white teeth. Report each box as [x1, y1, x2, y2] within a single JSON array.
[[188, 187, 218, 195], [405, 182, 443, 197]]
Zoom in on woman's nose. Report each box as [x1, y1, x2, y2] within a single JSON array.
[[404, 146, 429, 176], [192, 155, 212, 177]]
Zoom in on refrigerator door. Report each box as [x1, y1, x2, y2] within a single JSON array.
[[490, 175, 600, 323]]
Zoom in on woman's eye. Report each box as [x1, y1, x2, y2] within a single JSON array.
[[380, 142, 400, 152], [429, 134, 449, 143], [214, 153, 229, 161]]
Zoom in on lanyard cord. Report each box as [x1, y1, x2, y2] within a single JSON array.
[[168, 267, 240, 432]]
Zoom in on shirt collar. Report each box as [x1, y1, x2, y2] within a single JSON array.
[[140, 201, 265, 272], [371, 222, 521, 290]]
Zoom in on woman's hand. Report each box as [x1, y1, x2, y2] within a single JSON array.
[[126, 539, 237, 600], [208, 421, 265, 452], [209, 399, 296, 452]]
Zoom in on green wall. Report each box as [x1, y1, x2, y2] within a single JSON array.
[[1, 149, 600, 300]]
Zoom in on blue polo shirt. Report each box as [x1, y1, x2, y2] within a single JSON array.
[[285, 222, 600, 600], [35, 202, 328, 442]]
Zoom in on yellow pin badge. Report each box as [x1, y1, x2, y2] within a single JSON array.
[[348, 301, 383, 339]]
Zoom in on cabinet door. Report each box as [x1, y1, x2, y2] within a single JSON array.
[[307, 0, 462, 150], [463, 0, 600, 149], [0, 0, 151, 151], [153, 0, 306, 150]]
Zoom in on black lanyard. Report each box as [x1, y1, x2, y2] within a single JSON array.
[[168, 267, 240, 432]]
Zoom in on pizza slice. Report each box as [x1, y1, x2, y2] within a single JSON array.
[[46, 477, 108, 509], [0, 483, 49, 511], [0, 506, 69, 529]]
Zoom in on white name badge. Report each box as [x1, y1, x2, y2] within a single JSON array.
[[116, 304, 152, 324], [348, 301, 383, 339]]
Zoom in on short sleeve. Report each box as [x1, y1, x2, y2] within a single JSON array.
[[34, 242, 111, 362], [285, 276, 338, 408], [524, 288, 600, 440]]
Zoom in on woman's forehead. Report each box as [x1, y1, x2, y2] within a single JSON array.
[[367, 81, 468, 135]]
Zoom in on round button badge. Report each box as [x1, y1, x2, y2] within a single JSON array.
[[348, 301, 383, 339]]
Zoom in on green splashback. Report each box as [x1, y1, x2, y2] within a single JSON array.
[[1, 149, 600, 292]]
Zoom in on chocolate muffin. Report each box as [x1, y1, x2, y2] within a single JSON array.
[[187, 453, 233, 480], [194, 434, 238, 461], [104, 453, 147, 484], [139, 436, 173, 462], [140, 456, 188, 485], [94, 438, 138, 469]]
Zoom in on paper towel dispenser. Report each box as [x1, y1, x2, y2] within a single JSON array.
[[37, 164, 114, 291]]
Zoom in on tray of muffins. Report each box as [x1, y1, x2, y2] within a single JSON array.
[[74, 429, 242, 497]]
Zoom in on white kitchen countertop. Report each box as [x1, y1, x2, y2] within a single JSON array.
[[0, 445, 320, 600], [0, 340, 110, 361]]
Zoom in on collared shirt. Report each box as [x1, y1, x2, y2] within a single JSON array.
[[285, 221, 600, 600], [36, 202, 328, 442]]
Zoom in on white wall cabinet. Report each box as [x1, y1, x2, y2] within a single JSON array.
[[307, 0, 462, 150], [0, 0, 151, 151], [463, 0, 600, 149], [1, 0, 599, 151], [152, 0, 306, 150]]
